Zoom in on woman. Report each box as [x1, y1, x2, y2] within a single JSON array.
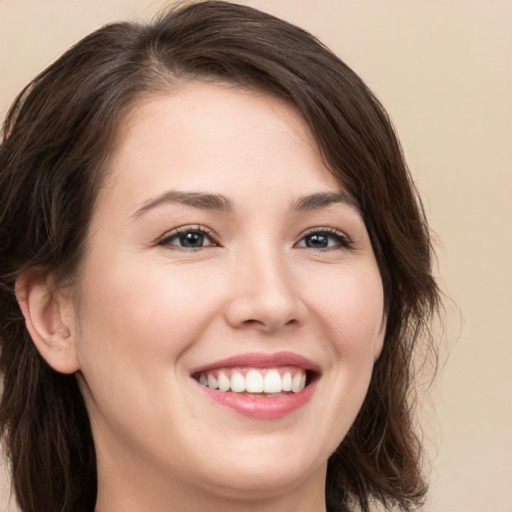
[[0, 2, 440, 511]]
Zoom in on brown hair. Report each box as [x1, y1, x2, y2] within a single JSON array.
[[0, 2, 440, 511]]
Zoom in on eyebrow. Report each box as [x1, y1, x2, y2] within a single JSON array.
[[132, 190, 233, 218], [132, 189, 361, 219], [292, 191, 361, 214]]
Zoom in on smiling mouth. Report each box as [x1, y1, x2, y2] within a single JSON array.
[[192, 366, 316, 396]]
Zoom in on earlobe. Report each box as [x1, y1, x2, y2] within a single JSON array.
[[15, 271, 81, 374]]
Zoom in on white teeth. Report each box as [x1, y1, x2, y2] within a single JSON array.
[[218, 371, 231, 392], [198, 368, 308, 394], [291, 372, 303, 393], [282, 372, 292, 391], [230, 371, 245, 392], [207, 374, 218, 389], [245, 370, 264, 393], [263, 369, 282, 393]]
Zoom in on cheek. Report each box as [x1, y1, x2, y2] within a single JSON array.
[[309, 264, 385, 357], [71, 262, 223, 438], [300, 267, 385, 460], [73, 258, 224, 370]]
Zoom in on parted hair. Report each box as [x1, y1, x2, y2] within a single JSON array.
[[0, 2, 440, 511]]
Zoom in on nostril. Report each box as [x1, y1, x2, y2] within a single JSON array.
[[239, 318, 269, 330], [240, 317, 300, 330]]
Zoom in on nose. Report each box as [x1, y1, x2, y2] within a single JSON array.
[[224, 247, 307, 333]]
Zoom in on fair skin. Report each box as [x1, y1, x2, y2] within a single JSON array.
[[17, 83, 386, 512]]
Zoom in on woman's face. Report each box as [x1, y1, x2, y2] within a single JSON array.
[[70, 83, 386, 505]]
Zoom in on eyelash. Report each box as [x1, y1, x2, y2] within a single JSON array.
[[294, 227, 352, 250], [157, 226, 352, 251], [157, 225, 219, 250]]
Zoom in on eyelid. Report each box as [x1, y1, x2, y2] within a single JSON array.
[[156, 224, 220, 248], [294, 226, 353, 249]]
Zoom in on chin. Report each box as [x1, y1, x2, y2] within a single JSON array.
[[185, 435, 328, 501], [200, 458, 324, 502]]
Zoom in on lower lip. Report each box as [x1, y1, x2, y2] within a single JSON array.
[[195, 380, 317, 420]]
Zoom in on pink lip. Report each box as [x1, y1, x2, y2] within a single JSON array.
[[190, 351, 321, 374], [191, 351, 320, 420], [196, 381, 317, 420]]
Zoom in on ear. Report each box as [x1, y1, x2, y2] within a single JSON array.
[[373, 313, 387, 362], [15, 270, 81, 374]]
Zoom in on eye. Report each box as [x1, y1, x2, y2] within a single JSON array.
[[158, 226, 218, 249], [295, 228, 351, 250]]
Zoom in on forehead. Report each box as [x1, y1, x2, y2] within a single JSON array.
[[114, 82, 322, 165], [97, 82, 345, 217]]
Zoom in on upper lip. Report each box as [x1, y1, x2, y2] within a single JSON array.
[[190, 351, 321, 375]]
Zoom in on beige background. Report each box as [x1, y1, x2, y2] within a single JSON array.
[[1, 1, 511, 511]]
